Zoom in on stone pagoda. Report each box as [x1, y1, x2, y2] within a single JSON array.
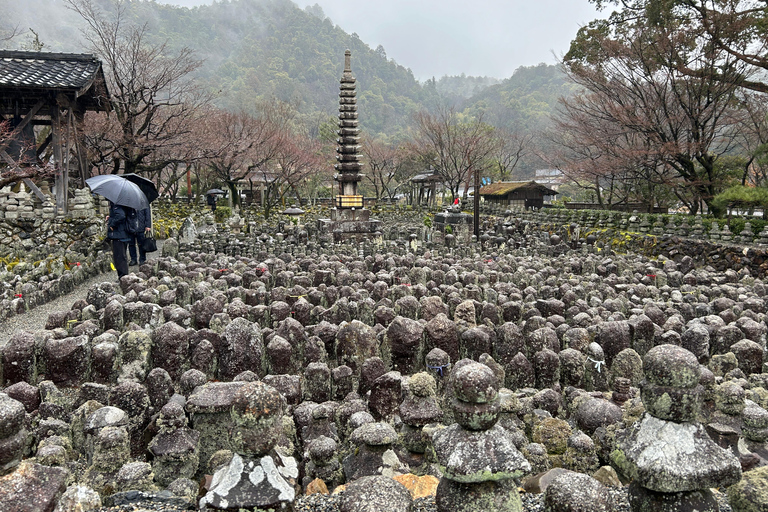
[[318, 50, 380, 241]]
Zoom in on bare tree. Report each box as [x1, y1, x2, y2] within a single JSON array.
[[491, 129, 531, 182], [562, 16, 747, 214], [411, 106, 499, 201], [197, 103, 289, 208], [66, 0, 208, 176], [362, 136, 410, 200], [271, 133, 323, 211]]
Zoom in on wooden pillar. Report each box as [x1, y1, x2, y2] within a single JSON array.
[[74, 109, 88, 186], [52, 105, 67, 214]]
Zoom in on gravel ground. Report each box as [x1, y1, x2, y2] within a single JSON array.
[[89, 486, 734, 512], [0, 240, 164, 346]]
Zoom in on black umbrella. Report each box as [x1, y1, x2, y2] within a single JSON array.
[[86, 175, 149, 211], [122, 173, 159, 203], [206, 188, 226, 195]]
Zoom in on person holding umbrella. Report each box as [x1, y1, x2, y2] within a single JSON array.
[[106, 201, 131, 280], [206, 189, 225, 212], [128, 207, 152, 266], [120, 174, 158, 266], [86, 174, 151, 281]]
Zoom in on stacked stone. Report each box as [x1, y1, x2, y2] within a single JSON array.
[[3, 187, 19, 220], [70, 188, 96, 219], [199, 381, 298, 510], [16, 185, 34, 220], [303, 436, 343, 490], [756, 224, 768, 246], [709, 221, 721, 241], [148, 401, 200, 487], [399, 372, 443, 466], [613, 344, 741, 511], [0, 393, 27, 475], [739, 221, 755, 244], [342, 421, 406, 480], [720, 224, 733, 241], [432, 361, 530, 512], [334, 49, 362, 201]]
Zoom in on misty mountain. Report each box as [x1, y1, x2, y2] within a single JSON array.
[[0, 0, 572, 142]]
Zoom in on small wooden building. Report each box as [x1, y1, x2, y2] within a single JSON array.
[[478, 180, 558, 209], [0, 51, 110, 212], [410, 168, 442, 207]]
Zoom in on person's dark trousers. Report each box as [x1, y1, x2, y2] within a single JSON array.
[[112, 239, 129, 279], [128, 234, 147, 264]]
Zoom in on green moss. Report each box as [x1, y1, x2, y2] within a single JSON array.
[[728, 465, 768, 512], [532, 418, 571, 455]]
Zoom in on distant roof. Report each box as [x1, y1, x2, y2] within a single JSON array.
[[411, 171, 442, 183], [0, 51, 109, 111], [478, 180, 558, 197]]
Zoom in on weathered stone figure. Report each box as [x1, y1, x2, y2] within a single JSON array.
[[432, 360, 530, 512], [612, 344, 741, 511]]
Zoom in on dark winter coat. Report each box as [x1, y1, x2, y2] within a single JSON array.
[[137, 208, 151, 231], [107, 203, 131, 241]]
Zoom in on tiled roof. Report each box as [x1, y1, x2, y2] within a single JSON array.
[[478, 180, 558, 196], [0, 51, 103, 92], [411, 171, 442, 182]]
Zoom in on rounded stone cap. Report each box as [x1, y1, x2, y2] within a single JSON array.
[[452, 362, 499, 404], [158, 401, 187, 430], [308, 435, 338, 461], [744, 404, 768, 429], [574, 398, 622, 435], [426, 347, 450, 368], [85, 406, 128, 433], [340, 475, 412, 512], [408, 372, 436, 398], [350, 422, 398, 446], [643, 344, 700, 388], [567, 431, 595, 452], [231, 381, 284, 424]]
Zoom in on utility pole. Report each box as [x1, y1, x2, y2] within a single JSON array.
[[473, 162, 480, 238]]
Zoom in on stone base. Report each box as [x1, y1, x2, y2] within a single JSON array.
[[435, 478, 522, 512], [199, 453, 298, 511], [628, 482, 719, 512], [434, 208, 473, 243], [318, 208, 381, 241]]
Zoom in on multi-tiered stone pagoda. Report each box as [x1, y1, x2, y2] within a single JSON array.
[[335, 49, 363, 208], [318, 50, 380, 241]]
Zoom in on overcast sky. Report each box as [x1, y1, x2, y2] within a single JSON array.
[[158, 0, 605, 80]]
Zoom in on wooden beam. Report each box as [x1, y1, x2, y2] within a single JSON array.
[[23, 178, 47, 203], [1, 149, 18, 168], [0, 99, 46, 155], [36, 132, 52, 157], [52, 106, 66, 214]]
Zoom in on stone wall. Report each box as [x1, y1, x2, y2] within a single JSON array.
[[0, 184, 111, 323], [502, 207, 768, 277]]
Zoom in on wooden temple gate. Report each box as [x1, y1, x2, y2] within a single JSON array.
[[0, 51, 109, 213]]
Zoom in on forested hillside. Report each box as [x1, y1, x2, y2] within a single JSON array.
[[0, 0, 572, 146]]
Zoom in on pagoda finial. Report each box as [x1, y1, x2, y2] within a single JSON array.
[[344, 49, 351, 73]]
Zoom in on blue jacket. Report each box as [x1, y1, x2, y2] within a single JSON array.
[[107, 203, 131, 241]]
